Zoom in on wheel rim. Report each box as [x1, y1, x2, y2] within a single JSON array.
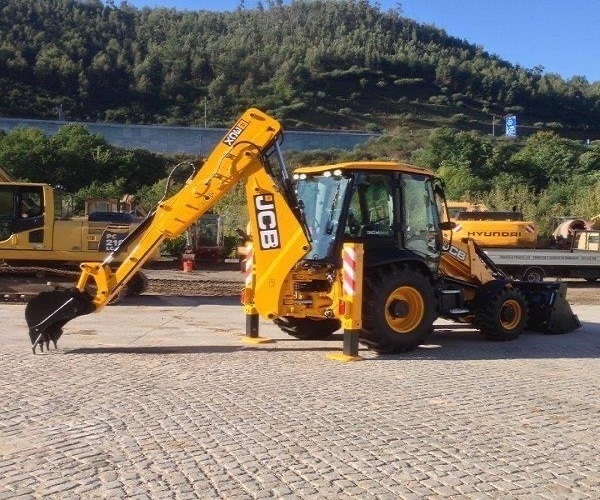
[[385, 286, 425, 334], [500, 299, 522, 330], [525, 268, 543, 282]]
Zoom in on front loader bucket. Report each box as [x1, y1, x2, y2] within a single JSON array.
[[25, 289, 96, 353], [515, 281, 581, 334]]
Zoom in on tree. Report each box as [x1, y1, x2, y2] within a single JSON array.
[[0, 128, 56, 182], [509, 131, 580, 189], [113, 148, 168, 193], [436, 161, 486, 201], [49, 124, 113, 191]]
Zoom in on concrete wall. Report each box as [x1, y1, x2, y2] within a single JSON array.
[[0, 117, 378, 155]]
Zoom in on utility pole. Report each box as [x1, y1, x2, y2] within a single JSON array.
[[492, 114, 497, 136], [204, 97, 207, 128]]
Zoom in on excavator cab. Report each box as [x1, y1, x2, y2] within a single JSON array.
[[0, 184, 46, 243], [293, 163, 444, 272]]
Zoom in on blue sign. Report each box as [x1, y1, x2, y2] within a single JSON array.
[[506, 115, 517, 137]]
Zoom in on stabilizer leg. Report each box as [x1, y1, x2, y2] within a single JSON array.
[[327, 328, 363, 362], [242, 312, 274, 345]]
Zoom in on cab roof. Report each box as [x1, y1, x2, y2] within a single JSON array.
[[293, 161, 435, 178]]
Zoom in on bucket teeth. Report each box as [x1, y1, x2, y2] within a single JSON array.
[[31, 325, 62, 354], [25, 289, 96, 353]]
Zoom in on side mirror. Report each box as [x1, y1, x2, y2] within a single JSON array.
[[439, 221, 456, 231]]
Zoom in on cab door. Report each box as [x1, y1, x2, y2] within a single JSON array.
[[0, 184, 46, 249]]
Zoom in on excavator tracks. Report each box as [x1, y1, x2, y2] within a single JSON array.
[[0, 266, 80, 304], [1, 263, 244, 303]]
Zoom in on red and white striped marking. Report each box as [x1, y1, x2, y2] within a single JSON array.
[[453, 224, 462, 233], [244, 243, 253, 288], [525, 224, 536, 233], [342, 246, 357, 296]]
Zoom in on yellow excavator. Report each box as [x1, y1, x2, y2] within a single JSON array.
[[25, 108, 580, 354], [0, 181, 152, 297], [447, 201, 539, 248]]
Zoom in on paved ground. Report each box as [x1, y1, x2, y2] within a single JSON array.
[[1, 299, 599, 499]]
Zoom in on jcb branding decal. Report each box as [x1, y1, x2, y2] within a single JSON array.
[[223, 119, 249, 146], [467, 231, 521, 237], [254, 194, 281, 250], [446, 245, 467, 262]]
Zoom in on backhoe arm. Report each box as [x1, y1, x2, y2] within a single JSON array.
[[25, 108, 286, 352]]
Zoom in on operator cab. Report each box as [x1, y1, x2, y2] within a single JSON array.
[[0, 183, 45, 243], [293, 162, 446, 272]]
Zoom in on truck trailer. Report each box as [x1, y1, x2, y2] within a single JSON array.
[[485, 230, 600, 281]]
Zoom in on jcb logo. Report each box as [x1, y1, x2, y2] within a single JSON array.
[[222, 119, 249, 147], [447, 245, 467, 262], [254, 194, 280, 250]]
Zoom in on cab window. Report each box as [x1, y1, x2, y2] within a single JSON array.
[[344, 174, 393, 238]]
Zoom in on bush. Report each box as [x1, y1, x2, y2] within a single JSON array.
[[161, 235, 188, 257], [365, 122, 382, 133], [223, 234, 239, 258], [449, 113, 469, 124]]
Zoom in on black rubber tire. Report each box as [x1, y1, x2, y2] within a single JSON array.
[[127, 271, 149, 296], [273, 317, 341, 340], [474, 287, 528, 341], [360, 264, 436, 353]]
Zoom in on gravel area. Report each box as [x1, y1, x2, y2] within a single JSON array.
[[0, 260, 597, 304]]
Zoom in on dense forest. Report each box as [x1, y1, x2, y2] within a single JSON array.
[[1, 0, 600, 135], [2, 0, 600, 244]]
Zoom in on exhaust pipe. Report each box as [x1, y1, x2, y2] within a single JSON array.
[[25, 289, 96, 353]]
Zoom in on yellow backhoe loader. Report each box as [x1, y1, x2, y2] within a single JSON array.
[[25, 108, 580, 354]]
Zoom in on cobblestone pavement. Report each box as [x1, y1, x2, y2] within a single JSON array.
[[1, 300, 599, 499]]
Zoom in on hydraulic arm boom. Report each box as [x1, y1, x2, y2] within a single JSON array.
[[25, 108, 297, 352]]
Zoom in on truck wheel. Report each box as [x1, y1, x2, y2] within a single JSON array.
[[474, 288, 527, 341], [273, 317, 340, 340], [360, 264, 436, 353], [522, 267, 545, 282], [127, 271, 149, 296]]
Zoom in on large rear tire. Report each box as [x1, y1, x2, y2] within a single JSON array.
[[360, 264, 436, 353], [474, 288, 527, 341], [273, 317, 341, 340]]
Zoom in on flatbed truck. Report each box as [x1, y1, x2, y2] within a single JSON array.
[[484, 230, 600, 282]]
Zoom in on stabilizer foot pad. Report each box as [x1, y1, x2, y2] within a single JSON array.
[[242, 336, 275, 345], [326, 353, 364, 362]]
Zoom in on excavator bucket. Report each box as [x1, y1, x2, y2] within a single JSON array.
[[25, 289, 96, 353], [516, 281, 581, 334]]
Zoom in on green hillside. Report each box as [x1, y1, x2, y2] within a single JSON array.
[[1, 0, 599, 138]]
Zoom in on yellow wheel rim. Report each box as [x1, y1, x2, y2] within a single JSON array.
[[500, 299, 522, 330], [385, 286, 425, 334]]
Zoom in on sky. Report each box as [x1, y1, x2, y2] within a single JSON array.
[[120, 0, 600, 83]]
